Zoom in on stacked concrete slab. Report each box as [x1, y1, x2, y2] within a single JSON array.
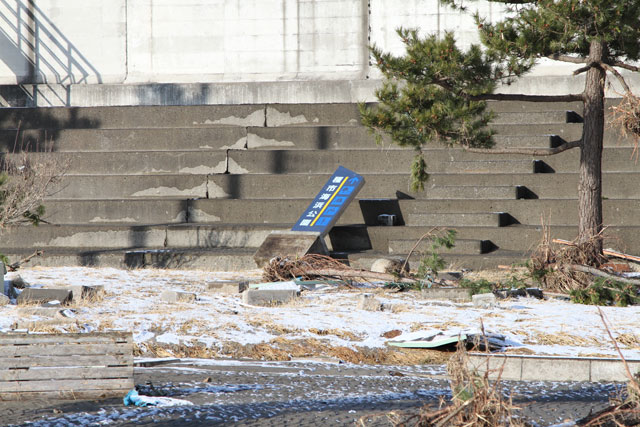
[[1, 100, 639, 270]]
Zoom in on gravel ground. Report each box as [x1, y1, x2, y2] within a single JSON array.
[[2, 359, 624, 426]]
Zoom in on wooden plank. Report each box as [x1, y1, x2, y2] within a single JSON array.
[[0, 366, 132, 382], [0, 354, 132, 369], [0, 332, 132, 346], [0, 388, 132, 401], [0, 378, 134, 393], [0, 342, 131, 357]]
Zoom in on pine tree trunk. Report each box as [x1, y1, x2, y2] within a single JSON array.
[[578, 40, 605, 260]]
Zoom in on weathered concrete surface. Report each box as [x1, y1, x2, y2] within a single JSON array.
[[206, 281, 249, 294], [420, 288, 472, 303], [161, 290, 197, 303], [242, 288, 299, 306], [254, 231, 328, 267], [16, 288, 73, 305], [468, 354, 640, 382], [472, 293, 497, 309]]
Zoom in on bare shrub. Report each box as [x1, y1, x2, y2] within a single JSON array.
[[0, 144, 67, 229]]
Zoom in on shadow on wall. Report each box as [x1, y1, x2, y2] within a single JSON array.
[[0, 0, 101, 107]]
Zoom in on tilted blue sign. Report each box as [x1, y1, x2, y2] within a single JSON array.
[[291, 166, 365, 235]]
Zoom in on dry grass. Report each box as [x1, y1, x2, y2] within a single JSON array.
[[217, 338, 451, 365], [616, 333, 640, 349], [526, 331, 600, 347], [0, 141, 68, 228], [308, 328, 363, 341], [361, 345, 525, 426]]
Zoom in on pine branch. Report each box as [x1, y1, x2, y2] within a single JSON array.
[[464, 139, 582, 156], [610, 61, 640, 72], [602, 63, 632, 96]]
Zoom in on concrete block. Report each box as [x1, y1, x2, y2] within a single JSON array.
[[591, 359, 640, 382], [206, 281, 249, 294], [467, 354, 523, 381], [242, 289, 299, 306], [521, 358, 591, 382], [421, 288, 472, 303], [161, 290, 197, 303], [472, 293, 497, 309], [16, 288, 72, 306], [357, 294, 382, 311]]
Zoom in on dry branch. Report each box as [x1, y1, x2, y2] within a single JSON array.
[[563, 264, 640, 286], [553, 239, 640, 263]]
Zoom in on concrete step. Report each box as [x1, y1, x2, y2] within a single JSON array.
[[49, 196, 610, 226], [357, 224, 640, 254], [50, 174, 210, 199], [228, 149, 537, 174], [387, 238, 494, 255], [0, 247, 259, 271], [8, 151, 229, 175], [0, 223, 288, 250], [347, 249, 529, 271], [47, 171, 640, 202], [2, 128, 247, 152], [407, 212, 511, 227], [0, 104, 369, 130], [486, 100, 583, 113], [490, 110, 578, 124], [490, 123, 582, 140]]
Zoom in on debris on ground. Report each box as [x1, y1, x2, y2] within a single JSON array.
[[387, 330, 509, 352]]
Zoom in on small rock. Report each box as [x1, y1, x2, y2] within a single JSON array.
[[357, 294, 383, 311], [161, 290, 197, 303], [370, 258, 408, 275], [11, 276, 29, 289], [472, 293, 497, 309], [381, 329, 402, 339]]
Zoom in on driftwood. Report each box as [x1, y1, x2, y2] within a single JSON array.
[[6, 250, 43, 272], [564, 264, 640, 286], [304, 268, 418, 284]]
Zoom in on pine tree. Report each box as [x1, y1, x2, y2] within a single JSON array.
[[360, 0, 640, 263]]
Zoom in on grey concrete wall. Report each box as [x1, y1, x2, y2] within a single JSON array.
[[0, 0, 636, 106]]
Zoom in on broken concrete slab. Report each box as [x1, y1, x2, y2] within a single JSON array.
[[242, 288, 299, 306], [161, 290, 197, 303], [253, 231, 328, 268], [248, 281, 300, 291], [16, 288, 72, 306], [206, 281, 249, 294], [420, 287, 472, 303], [472, 293, 497, 308], [357, 294, 383, 311]]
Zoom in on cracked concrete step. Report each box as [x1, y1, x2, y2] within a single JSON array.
[[0, 103, 369, 130], [1, 128, 248, 152], [7, 151, 230, 175], [0, 223, 289, 250], [47, 174, 522, 200], [407, 212, 511, 227], [200, 172, 640, 200], [49, 174, 210, 199], [387, 238, 494, 255], [0, 247, 259, 271], [485, 100, 584, 113], [43, 197, 640, 227]]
